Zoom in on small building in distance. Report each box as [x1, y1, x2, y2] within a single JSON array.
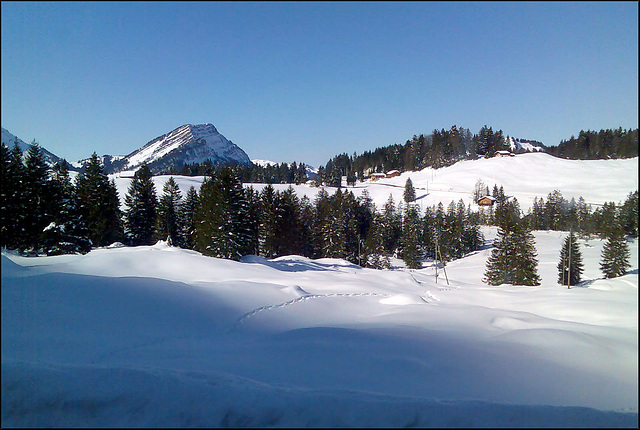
[[477, 195, 496, 206], [494, 150, 515, 157], [369, 172, 387, 181], [385, 170, 400, 178]]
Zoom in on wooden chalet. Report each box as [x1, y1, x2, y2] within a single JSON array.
[[477, 195, 496, 206]]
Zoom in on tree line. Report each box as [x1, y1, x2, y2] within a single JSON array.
[[546, 128, 638, 160], [159, 159, 310, 185]]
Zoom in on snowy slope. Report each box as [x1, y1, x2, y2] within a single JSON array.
[[1, 127, 64, 166], [109, 153, 638, 213], [507, 136, 546, 153], [113, 123, 251, 173], [2, 230, 637, 427], [251, 158, 279, 167]]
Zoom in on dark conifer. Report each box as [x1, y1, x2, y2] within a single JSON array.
[[258, 184, 280, 258], [557, 230, 583, 286], [156, 177, 182, 246], [75, 152, 124, 246], [484, 200, 540, 286], [180, 186, 200, 249], [362, 212, 391, 269], [403, 178, 416, 203], [401, 203, 424, 269], [124, 164, 157, 246], [600, 226, 631, 279], [195, 167, 252, 260], [22, 142, 53, 252], [0, 142, 26, 249], [42, 160, 92, 255]]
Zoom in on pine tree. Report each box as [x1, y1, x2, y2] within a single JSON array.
[[124, 164, 157, 246], [362, 213, 391, 269], [0, 141, 26, 249], [484, 204, 540, 286], [243, 186, 261, 256], [320, 189, 348, 259], [401, 204, 424, 269], [619, 191, 638, 238], [180, 186, 200, 249], [381, 194, 402, 255], [156, 177, 182, 246], [403, 177, 416, 203], [298, 195, 317, 258], [557, 230, 583, 286], [195, 167, 252, 260], [258, 184, 280, 258], [41, 160, 92, 255], [600, 226, 631, 279], [276, 186, 304, 256], [76, 152, 124, 247], [22, 142, 53, 252]]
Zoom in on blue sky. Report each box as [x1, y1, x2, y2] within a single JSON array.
[[1, 1, 638, 167]]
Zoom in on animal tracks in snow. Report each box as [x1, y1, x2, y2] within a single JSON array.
[[233, 292, 387, 328], [233, 287, 444, 329]]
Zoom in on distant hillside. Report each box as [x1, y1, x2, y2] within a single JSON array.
[[318, 125, 637, 187]]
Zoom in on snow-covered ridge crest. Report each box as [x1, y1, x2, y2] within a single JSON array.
[[119, 123, 251, 173]]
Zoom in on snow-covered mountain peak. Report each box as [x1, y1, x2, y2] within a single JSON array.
[[106, 123, 251, 174]]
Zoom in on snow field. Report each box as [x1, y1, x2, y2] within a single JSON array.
[[2, 227, 638, 427]]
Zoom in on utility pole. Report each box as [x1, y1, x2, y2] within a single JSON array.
[[434, 232, 449, 286], [434, 234, 439, 284], [567, 229, 572, 289]]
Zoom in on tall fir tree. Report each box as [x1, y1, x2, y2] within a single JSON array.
[[0, 142, 26, 249], [484, 200, 540, 286], [362, 212, 391, 269], [401, 203, 424, 269], [557, 230, 584, 286], [600, 225, 631, 279], [156, 176, 182, 246], [403, 177, 416, 203], [298, 195, 317, 258], [381, 194, 402, 255], [619, 191, 638, 238], [75, 152, 123, 246], [258, 184, 280, 258], [22, 142, 53, 252], [124, 164, 158, 246], [180, 185, 200, 249], [195, 167, 252, 260], [41, 160, 92, 255], [276, 186, 304, 256]]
